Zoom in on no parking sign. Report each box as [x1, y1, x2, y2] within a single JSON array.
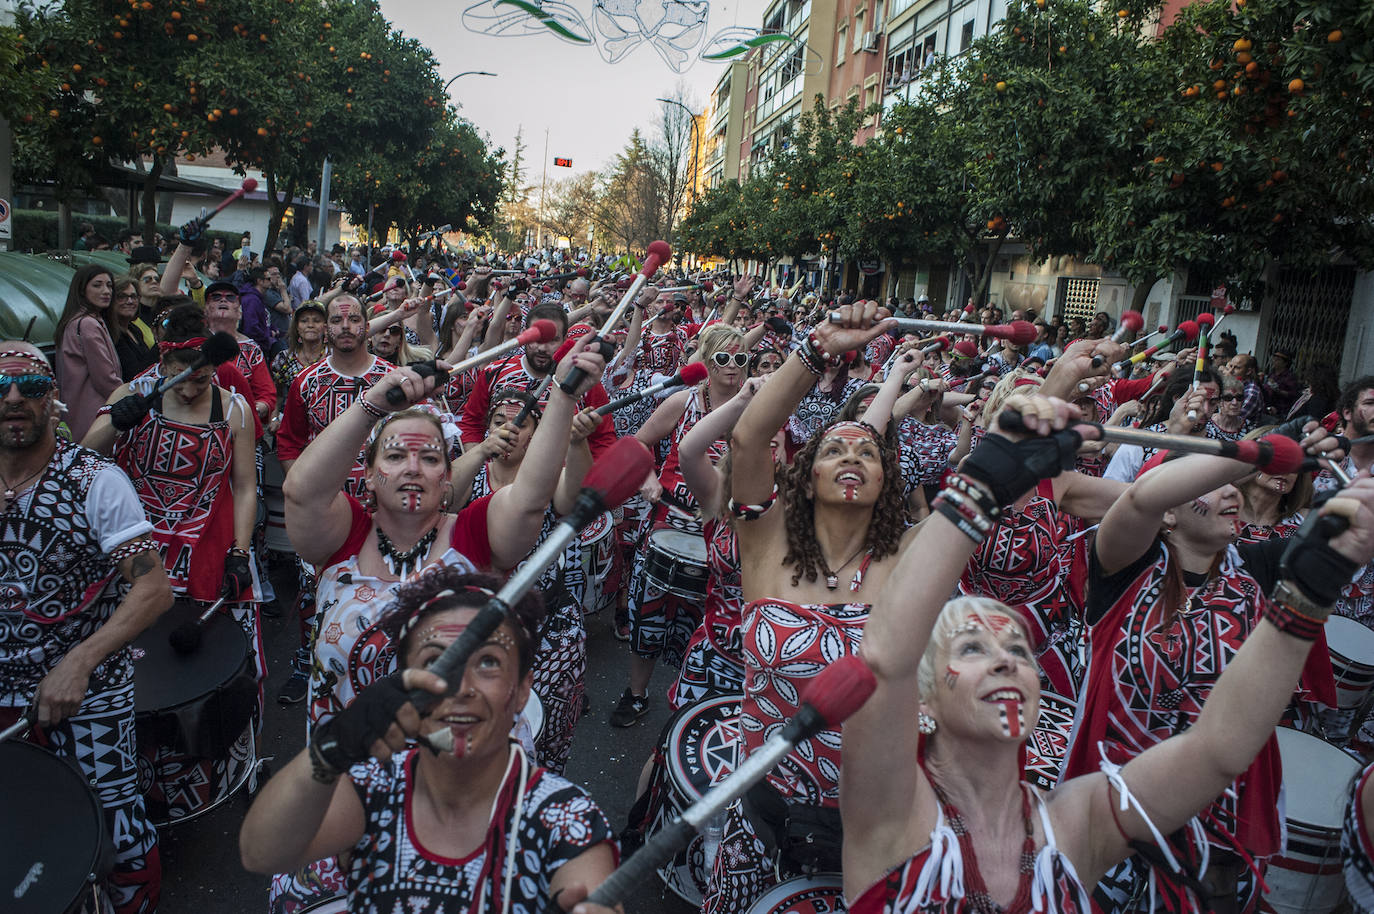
[[0, 199, 10, 249]]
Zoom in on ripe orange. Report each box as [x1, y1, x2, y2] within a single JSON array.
[[1288, 78, 1304, 93], [1328, 29, 1343, 43]]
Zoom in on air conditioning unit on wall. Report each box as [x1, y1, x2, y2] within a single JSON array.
[[862, 31, 880, 52]]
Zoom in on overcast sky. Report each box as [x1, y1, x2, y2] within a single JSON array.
[[381, 0, 768, 182]]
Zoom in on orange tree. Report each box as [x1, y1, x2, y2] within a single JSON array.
[[1092, 0, 1374, 297], [678, 178, 772, 269]]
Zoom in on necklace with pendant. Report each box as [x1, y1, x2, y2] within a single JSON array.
[[819, 543, 874, 591], [0, 465, 44, 512]]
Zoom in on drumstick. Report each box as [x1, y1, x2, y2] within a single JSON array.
[[167, 596, 230, 655], [408, 439, 653, 720], [383, 320, 558, 406], [827, 314, 1038, 347], [572, 656, 877, 911], [995, 411, 1308, 474], [1088, 311, 1145, 369], [1185, 313, 1214, 422], [201, 177, 259, 225]]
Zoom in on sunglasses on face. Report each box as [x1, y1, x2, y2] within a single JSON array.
[[0, 374, 56, 399], [208, 292, 237, 303], [1220, 394, 1242, 402], [384, 327, 404, 336], [712, 351, 749, 367]]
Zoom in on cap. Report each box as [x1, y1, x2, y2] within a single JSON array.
[[205, 280, 239, 299], [296, 300, 327, 319], [1272, 348, 1294, 361]]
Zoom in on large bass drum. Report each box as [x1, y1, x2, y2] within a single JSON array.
[[0, 739, 112, 914]]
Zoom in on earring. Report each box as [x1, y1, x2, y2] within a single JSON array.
[[440, 486, 453, 512], [1162, 525, 1173, 537], [362, 488, 376, 511], [918, 713, 937, 735]]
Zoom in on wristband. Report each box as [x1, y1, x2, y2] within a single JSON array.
[[945, 473, 1001, 520], [1262, 582, 1331, 641], [307, 739, 341, 785], [933, 488, 993, 534], [358, 398, 389, 422], [933, 496, 989, 544]]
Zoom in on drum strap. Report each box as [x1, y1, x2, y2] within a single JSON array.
[[742, 780, 844, 875]]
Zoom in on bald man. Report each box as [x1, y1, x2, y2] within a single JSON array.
[[0, 342, 173, 913]]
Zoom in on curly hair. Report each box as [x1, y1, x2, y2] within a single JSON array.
[[779, 423, 909, 587], [378, 565, 546, 677]]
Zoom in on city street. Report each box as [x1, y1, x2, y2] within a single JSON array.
[[157, 562, 695, 914]]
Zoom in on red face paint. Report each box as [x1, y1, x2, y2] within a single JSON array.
[[944, 666, 959, 689], [997, 699, 1024, 739]]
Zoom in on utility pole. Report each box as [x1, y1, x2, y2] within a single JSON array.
[[315, 157, 332, 254], [538, 127, 549, 251]]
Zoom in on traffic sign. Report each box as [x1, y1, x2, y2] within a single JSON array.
[[553, 157, 572, 168], [0, 198, 10, 248]]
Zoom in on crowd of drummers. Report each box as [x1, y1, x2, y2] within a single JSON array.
[[5, 217, 1374, 914]]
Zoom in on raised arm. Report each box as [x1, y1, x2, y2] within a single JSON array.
[[843, 397, 1082, 890], [485, 338, 606, 571], [862, 350, 921, 434], [731, 300, 893, 508], [680, 376, 765, 515], [480, 287, 513, 351], [719, 274, 755, 328], [1068, 477, 1374, 882], [283, 364, 449, 564]]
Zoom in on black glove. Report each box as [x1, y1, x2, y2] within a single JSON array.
[[961, 430, 1082, 507], [512, 276, 531, 292], [1280, 492, 1360, 605], [221, 551, 253, 599], [110, 394, 152, 432], [310, 672, 411, 771], [178, 217, 206, 245]]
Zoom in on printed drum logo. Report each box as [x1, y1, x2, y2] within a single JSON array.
[[673, 697, 741, 796]]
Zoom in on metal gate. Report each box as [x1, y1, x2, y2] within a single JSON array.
[[1056, 277, 1100, 324], [1266, 266, 1355, 377]]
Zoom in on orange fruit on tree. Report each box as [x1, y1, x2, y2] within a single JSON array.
[[92, 136, 102, 145], [1328, 29, 1342, 43], [1288, 78, 1304, 93], [995, 80, 1007, 92], [187, 33, 197, 41], [1234, 38, 1252, 52], [1117, 9, 1128, 17], [1236, 51, 1252, 64], [257, 127, 268, 136]]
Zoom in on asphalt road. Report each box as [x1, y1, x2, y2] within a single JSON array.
[[156, 558, 697, 914]]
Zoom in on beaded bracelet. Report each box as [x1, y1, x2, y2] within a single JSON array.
[[728, 484, 779, 521], [358, 398, 389, 422], [933, 488, 993, 535], [796, 336, 829, 375], [933, 497, 988, 544], [946, 473, 1001, 520]]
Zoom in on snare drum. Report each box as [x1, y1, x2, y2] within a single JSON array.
[[646, 694, 743, 905], [133, 600, 259, 825], [576, 510, 615, 613], [1023, 691, 1076, 791], [745, 874, 846, 913], [262, 452, 292, 554], [1261, 728, 1362, 914], [1325, 616, 1374, 741], [0, 740, 112, 914], [643, 528, 709, 603]]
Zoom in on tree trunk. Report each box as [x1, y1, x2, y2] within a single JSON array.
[[1130, 274, 1160, 312], [156, 157, 178, 223], [967, 231, 1006, 307], [101, 187, 130, 219], [58, 200, 72, 250], [262, 172, 295, 254], [140, 157, 164, 241]]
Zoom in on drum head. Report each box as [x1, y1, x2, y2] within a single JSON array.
[[1328, 616, 1374, 665], [1275, 728, 1360, 830], [0, 741, 108, 914], [651, 528, 707, 562], [746, 874, 845, 913], [132, 601, 250, 714], [665, 695, 743, 802]]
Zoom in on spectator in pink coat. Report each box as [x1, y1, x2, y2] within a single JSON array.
[[55, 265, 123, 440]]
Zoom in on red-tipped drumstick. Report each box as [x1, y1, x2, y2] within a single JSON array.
[[203, 177, 259, 223], [1113, 321, 1198, 376], [1090, 311, 1145, 368]]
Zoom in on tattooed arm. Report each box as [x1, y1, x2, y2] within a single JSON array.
[[34, 540, 174, 727]]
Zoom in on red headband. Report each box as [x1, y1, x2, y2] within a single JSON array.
[[159, 336, 208, 354]]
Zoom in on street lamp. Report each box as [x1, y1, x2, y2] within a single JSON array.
[[444, 70, 497, 93], [658, 97, 701, 266]]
